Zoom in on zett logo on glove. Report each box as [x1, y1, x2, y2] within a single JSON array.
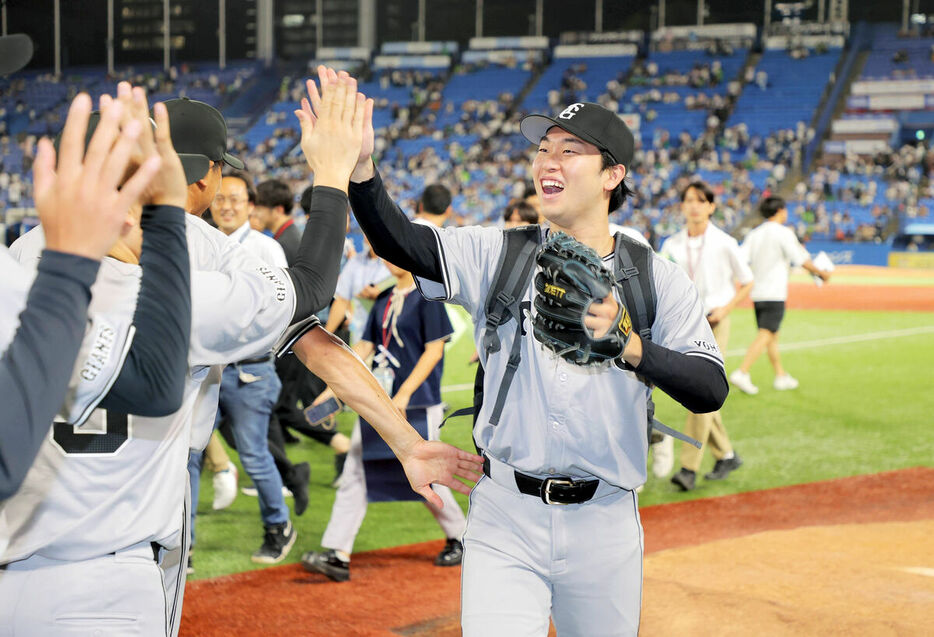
[[543, 283, 566, 300]]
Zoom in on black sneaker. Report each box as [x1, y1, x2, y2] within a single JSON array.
[[251, 520, 297, 564], [704, 454, 743, 481], [286, 462, 311, 517], [671, 468, 696, 491], [186, 555, 194, 576], [302, 549, 350, 582], [434, 539, 463, 567]]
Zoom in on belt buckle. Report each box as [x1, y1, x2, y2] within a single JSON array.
[[542, 477, 574, 505]]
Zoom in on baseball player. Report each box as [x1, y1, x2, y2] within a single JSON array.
[[730, 195, 831, 394], [308, 66, 727, 635], [0, 90, 182, 501], [302, 258, 466, 581], [0, 79, 482, 637], [660, 181, 754, 490]]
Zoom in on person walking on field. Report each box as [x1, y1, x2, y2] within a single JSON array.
[[730, 196, 831, 395], [660, 181, 753, 491], [301, 258, 466, 581]]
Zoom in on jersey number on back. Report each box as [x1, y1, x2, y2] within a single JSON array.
[[52, 410, 131, 455]]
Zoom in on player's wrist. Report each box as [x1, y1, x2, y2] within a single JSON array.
[[350, 157, 375, 183]]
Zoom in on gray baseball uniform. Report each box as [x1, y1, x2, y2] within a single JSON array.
[[414, 224, 722, 635], [0, 217, 315, 637]]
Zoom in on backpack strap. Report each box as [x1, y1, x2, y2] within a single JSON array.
[[441, 226, 541, 431], [611, 233, 701, 449], [481, 226, 541, 356], [613, 236, 656, 342]]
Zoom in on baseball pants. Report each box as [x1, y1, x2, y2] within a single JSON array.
[[0, 542, 172, 636], [680, 316, 733, 472], [321, 404, 465, 554], [461, 457, 643, 637]]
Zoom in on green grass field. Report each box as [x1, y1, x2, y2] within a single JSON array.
[[190, 305, 934, 580]]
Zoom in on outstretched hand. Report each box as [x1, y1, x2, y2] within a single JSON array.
[[294, 69, 373, 192], [114, 81, 188, 209], [34, 93, 161, 260], [400, 440, 484, 509]]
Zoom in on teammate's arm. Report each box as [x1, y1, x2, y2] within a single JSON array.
[[0, 93, 160, 497], [291, 326, 483, 508], [0, 253, 100, 498], [97, 94, 191, 416], [98, 204, 190, 416]]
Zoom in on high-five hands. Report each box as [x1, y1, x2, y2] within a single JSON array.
[[33, 93, 161, 261], [294, 70, 374, 193]]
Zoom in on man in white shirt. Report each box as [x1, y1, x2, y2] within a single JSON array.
[[730, 196, 831, 395], [192, 170, 299, 563], [660, 181, 754, 490]]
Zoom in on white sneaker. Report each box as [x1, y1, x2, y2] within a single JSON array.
[[729, 370, 759, 395], [212, 465, 238, 510], [773, 374, 799, 391], [651, 435, 674, 478], [240, 485, 293, 498]]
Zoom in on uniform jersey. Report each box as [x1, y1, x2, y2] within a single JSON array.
[[0, 246, 36, 355], [660, 223, 753, 314], [742, 220, 810, 302], [413, 225, 722, 490], [1, 223, 309, 564]]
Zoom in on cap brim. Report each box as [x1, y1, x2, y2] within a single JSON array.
[[223, 152, 244, 170], [0, 34, 34, 76], [179, 154, 211, 185], [520, 113, 617, 164]]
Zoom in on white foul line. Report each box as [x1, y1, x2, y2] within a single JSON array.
[[723, 325, 934, 357], [441, 325, 934, 394]]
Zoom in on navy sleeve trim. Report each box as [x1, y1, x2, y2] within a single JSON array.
[[635, 338, 728, 414]]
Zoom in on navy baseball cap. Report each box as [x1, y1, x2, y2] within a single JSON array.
[[159, 97, 244, 174], [520, 102, 635, 168], [53, 111, 210, 185], [0, 34, 33, 76]]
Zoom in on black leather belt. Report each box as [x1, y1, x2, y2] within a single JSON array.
[[236, 354, 274, 366], [482, 457, 599, 505]]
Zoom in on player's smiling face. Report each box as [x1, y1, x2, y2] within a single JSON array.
[[211, 176, 252, 235], [531, 126, 619, 227]]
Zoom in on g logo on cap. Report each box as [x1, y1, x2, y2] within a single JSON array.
[[558, 103, 585, 120]]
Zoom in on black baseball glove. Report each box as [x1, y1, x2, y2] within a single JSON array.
[[532, 232, 633, 365]]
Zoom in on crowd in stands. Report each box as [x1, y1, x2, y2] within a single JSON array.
[[1, 41, 929, 249], [787, 143, 931, 241]]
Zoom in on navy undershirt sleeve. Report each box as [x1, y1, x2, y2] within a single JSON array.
[[634, 338, 729, 414], [99, 204, 191, 416], [0, 251, 99, 499], [348, 170, 442, 281], [288, 186, 348, 320]]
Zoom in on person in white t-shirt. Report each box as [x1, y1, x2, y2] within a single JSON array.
[[660, 182, 754, 491], [730, 196, 831, 395]]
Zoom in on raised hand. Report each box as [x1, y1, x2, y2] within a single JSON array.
[[295, 65, 375, 185], [34, 93, 161, 260], [115, 82, 188, 209], [399, 439, 484, 509]]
